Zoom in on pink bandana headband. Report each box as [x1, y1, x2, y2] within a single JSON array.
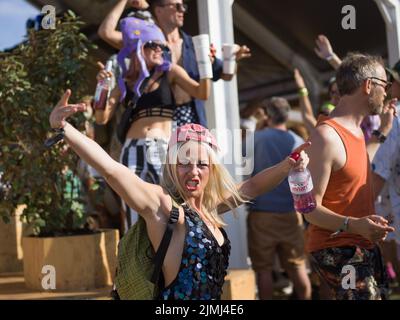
[[169, 124, 219, 150]]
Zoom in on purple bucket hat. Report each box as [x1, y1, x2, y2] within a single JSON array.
[[117, 17, 171, 101]]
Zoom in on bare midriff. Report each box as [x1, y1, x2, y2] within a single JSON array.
[[126, 116, 172, 140]]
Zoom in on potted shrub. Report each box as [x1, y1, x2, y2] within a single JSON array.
[[0, 11, 118, 291]]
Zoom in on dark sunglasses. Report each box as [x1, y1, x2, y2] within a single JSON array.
[[159, 2, 188, 12], [143, 41, 167, 51], [368, 76, 392, 92]]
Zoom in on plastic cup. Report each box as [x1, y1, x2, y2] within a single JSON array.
[[192, 34, 210, 48], [192, 34, 212, 79], [222, 43, 237, 75]]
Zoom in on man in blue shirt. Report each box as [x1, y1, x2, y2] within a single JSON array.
[[247, 97, 311, 300], [148, 0, 251, 127]]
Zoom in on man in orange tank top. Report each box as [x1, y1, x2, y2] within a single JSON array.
[[305, 53, 396, 300]]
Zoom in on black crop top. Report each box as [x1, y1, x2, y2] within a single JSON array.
[[124, 71, 175, 121]]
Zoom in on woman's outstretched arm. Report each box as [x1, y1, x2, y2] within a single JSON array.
[[50, 89, 166, 216], [238, 142, 310, 199], [217, 142, 310, 213]]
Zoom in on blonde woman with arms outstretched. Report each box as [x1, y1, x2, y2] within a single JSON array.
[[49, 90, 310, 299]]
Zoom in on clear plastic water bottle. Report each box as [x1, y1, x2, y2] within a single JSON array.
[[93, 60, 113, 110], [288, 152, 316, 214]]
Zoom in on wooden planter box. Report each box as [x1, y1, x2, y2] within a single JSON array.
[[22, 229, 118, 291], [0, 205, 25, 273], [221, 269, 256, 300]]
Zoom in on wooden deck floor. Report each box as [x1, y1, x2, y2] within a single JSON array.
[[0, 273, 111, 300], [1, 272, 399, 300]]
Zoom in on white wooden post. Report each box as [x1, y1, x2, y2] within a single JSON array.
[[375, 0, 400, 66]]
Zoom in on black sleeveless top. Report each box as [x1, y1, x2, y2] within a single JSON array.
[[159, 204, 231, 300], [124, 71, 175, 121]]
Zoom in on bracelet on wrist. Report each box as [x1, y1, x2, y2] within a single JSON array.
[[330, 216, 350, 238], [51, 127, 65, 133], [44, 127, 65, 148], [298, 87, 309, 97], [325, 53, 335, 61]]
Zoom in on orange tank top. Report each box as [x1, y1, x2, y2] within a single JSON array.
[[306, 118, 374, 252]]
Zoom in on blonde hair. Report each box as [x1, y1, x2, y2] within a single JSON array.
[[161, 141, 248, 228]]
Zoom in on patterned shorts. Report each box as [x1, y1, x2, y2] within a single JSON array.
[[310, 246, 389, 300], [119, 137, 168, 232]]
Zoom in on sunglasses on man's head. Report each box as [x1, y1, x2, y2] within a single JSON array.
[[143, 41, 167, 51]]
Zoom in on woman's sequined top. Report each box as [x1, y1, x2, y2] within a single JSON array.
[[159, 204, 231, 300]]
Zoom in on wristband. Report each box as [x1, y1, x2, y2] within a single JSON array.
[[44, 127, 65, 148], [330, 216, 350, 238], [298, 87, 309, 97], [325, 53, 335, 61], [51, 127, 65, 134]]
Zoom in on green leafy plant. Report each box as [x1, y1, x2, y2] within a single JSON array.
[[0, 11, 97, 236]]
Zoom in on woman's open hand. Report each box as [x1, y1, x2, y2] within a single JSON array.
[[49, 89, 86, 129]]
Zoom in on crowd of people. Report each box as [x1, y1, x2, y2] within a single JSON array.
[[45, 0, 400, 300]]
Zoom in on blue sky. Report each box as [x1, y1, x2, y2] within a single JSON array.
[[0, 0, 40, 51]]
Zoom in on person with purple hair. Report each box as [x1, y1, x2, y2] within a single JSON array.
[[95, 17, 211, 232]]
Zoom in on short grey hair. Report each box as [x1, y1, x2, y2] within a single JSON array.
[[265, 97, 290, 125], [336, 53, 384, 96]]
